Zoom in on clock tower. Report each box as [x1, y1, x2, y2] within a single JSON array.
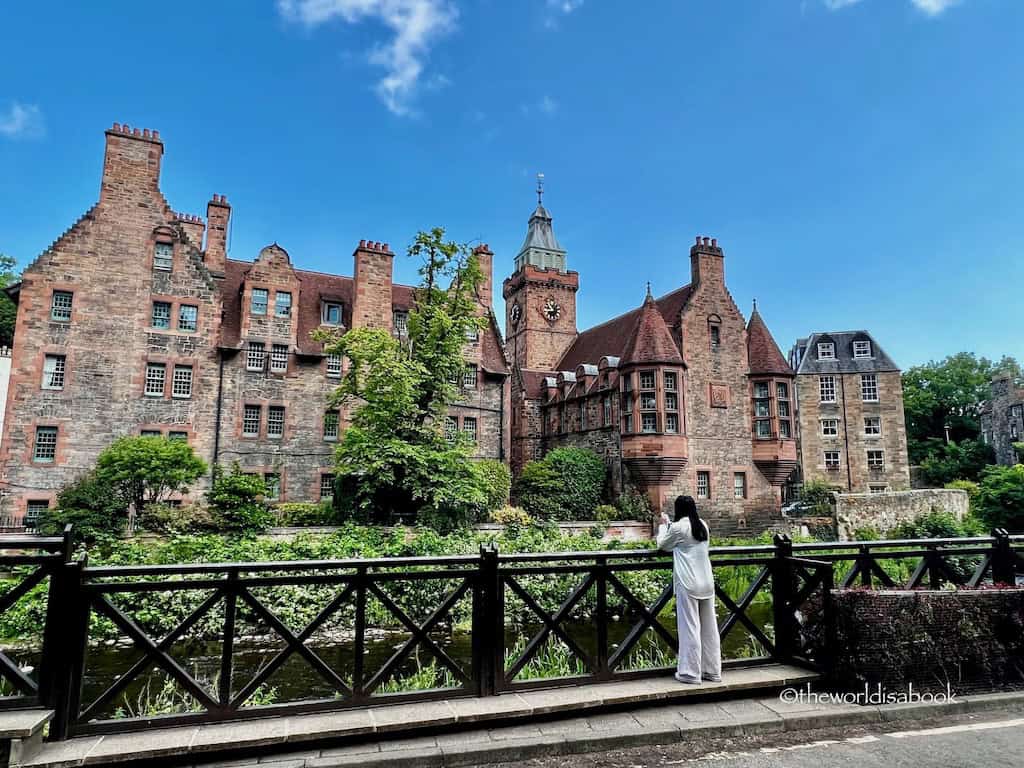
[[502, 176, 579, 371]]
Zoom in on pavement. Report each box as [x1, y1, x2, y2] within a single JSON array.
[[181, 690, 1024, 768]]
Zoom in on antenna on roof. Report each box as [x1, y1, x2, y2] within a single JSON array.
[[536, 172, 545, 206]]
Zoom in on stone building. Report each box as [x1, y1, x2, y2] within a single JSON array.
[[789, 331, 910, 493], [0, 124, 509, 522], [503, 194, 798, 533], [981, 374, 1024, 466]]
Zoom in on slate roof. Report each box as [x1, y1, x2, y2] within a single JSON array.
[[746, 306, 794, 376], [519, 204, 564, 254], [793, 331, 901, 375], [556, 284, 692, 371], [620, 292, 685, 366]]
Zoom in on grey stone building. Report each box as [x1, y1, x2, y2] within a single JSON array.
[[981, 375, 1024, 466], [789, 331, 911, 493]]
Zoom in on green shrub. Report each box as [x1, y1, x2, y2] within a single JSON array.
[[594, 504, 618, 522], [475, 459, 511, 515], [513, 448, 606, 521], [890, 509, 975, 540], [207, 464, 273, 535], [275, 502, 338, 527], [975, 464, 1024, 533], [798, 480, 836, 516], [615, 485, 652, 520], [852, 525, 881, 542], [138, 503, 214, 535], [489, 506, 532, 528], [96, 436, 207, 513], [36, 471, 127, 543]]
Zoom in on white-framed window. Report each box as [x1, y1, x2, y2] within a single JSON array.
[[870, 485, 888, 494], [151, 301, 172, 330], [603, 395, 612, 426], [25, 500, 49, 529], [756, 419, 772, 439], [639, 371, 656, 390], [864, 416, 882, 436], [641, 392, 657, 410], [709, 324, 721, 350], [867, 450, 885, 469], [817, 342, 836, 360], [734, 472, 747, 500], [465, 326, 479, 342], [322, 302, 343, 326], [250, 288, 268, 316], [270, 344, 289, 373], [861, 374, 879, 402], [42, 354, 66, 390], [145, 363, 166, 397], [777, 382, 791, 438], [246, 342, 266, 372], [641, 413, 658, 433], [267, 406, 285, 438], [178, 305, 198, 332], [33, 426, 57, 462], [154, 242, 173, 271], [664, 372, 677, 391], [821, 418, 839, 437], [665, 392, 679, 411], [824, 450, 841, 470], [264, 473, 281, 502], [444, 416, 458, 442], [51, 291, 73, 322], [324, 410, 339, 441], [171, 365, 193, 398], [853, 340, 872, 359], [462, 416, 478, 443], [320, 473, 335, 500], [666, 412, 680, 434], [779, 420, 791, 438], [243, 405, 261, 437], [393, 311, 408, 334], [462, 364, 478, 389], [326, 353, 343, 378], [696, 471, 710, 499], [819, 375, 837, 403], [274, 291, 292, 318]]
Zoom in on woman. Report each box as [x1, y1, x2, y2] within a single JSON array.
[[656, 495, 722, 684]]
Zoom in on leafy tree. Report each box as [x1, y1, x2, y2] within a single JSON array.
[[207, 464, 273, 534], [95, 436, 207, 514], [315, 228, 487, 527], [975, 464, 1024, 533], [475, 459, 511, 516], [918, 438, 995, 487], [513, 448, 607, 521], [36, 471, 126, 543], [902, 352, 1020, 466], [0, 254, 19, 348]]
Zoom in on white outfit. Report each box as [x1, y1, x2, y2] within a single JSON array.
[[656, 517, 722, 683]]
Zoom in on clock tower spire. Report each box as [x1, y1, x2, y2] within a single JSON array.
[[503, 176, 579, 371]]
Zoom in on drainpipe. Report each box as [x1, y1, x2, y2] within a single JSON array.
[[212, 351, 225, 470], [840, 374, 853, 492]]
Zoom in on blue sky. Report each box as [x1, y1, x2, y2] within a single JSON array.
[[0, 0, 1020, 369]]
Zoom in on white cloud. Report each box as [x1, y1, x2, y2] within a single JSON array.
[[0, 102, 44, 140], [822, 0, 962, 14], [278, 0, 457, 116], [544, 0, 583, 29]]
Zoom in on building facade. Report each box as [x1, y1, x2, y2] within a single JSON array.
[[0, 125, 509, 522], [504, 197, 798, 533], [789, 332, 910, 493], [981, 375, 1024, 466]]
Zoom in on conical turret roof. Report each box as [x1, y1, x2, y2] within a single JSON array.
[[621, 289, 684, 366], [747, 302, 794, 376]]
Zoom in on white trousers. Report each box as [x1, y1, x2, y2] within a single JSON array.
[[674, 584, 722, 681]]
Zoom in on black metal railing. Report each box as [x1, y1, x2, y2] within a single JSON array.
[[0, 529, 1019, 740]]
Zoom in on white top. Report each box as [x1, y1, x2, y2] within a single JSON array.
[[656, 518, 715, 599]]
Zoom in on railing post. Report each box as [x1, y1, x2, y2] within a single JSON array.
[[45, 558, 89, 741], [771, 533, 795, 663], [218, 569, 238, 711], [595, 556, 609, 680], [472, 543, 500, 697], [819, 565, 836, 682], [991, 528, 1017, 586]]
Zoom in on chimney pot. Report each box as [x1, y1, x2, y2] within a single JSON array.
[[153, 130, 160, 140], [695, 236, 702, 245], [383, 243, 389, 252], [143, 129, 151, 138], [711, 238, 717, 247], [703, 236, 710, 246], [359, 239, 366, 248], [133, 127, 141, 137], [113, 122, 121, 131]]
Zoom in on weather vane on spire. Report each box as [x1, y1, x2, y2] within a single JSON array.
[[536, 172, 545, 206]]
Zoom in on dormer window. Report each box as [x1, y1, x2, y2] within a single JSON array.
[[817, 342, 836, 361], [154, 242, 173, 271], [322, 302, 343, 326], [275, 292, 292, 318], [853, 340, 872, 359]]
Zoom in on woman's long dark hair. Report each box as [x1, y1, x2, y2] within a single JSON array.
[[673, 495, 707, 542]]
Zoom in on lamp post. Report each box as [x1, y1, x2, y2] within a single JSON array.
[[944, 424, 952, 444]]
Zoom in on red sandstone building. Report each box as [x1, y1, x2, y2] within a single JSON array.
[[0, 125, 509, 523], [503, 195, 798, 533]]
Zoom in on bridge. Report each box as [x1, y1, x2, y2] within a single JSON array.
[[0, 529, 1020, 766]]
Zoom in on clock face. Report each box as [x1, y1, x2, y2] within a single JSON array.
[[543, 298, 561, 322], [510, 302, 522, 326]]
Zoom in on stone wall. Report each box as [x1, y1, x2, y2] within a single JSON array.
[[832, 588, 1024, 694], [832, 488, 968, 540], [982, 375, 1024, 467]]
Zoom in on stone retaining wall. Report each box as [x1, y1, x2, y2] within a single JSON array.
[[258, 520, 653, 543], [833, 488, 968, 540]]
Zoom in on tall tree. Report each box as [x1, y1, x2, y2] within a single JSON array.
[[316, 228, 487, 527], [0, 254, 19, 348]]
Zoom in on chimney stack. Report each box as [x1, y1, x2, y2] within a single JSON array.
[[205, 194, 231, 277], [352, 240, 394, 330], [100, 123, 164, 207], [473, 243, 494, 311], [690, 234, 725, 289]]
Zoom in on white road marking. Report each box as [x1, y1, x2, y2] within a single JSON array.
[[887, 718, 1024, 739]]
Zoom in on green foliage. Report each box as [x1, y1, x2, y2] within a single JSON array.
[[902, 352, 1020, 469], [1014, 443, 1024, 463], [975, 464, 1024, 533], [852, 525, 882, 542], [919, 438, 995, 487], [890, 509, 980, 540], [475, 459, 511, 515], [315, 228, 488, 529], [0, 254, 19, 348], [275, 502, 338, 527], [207, 464, 273, 534], [798, 479, 837, 516], [945, 479, 980, 510], [36, 471, 127, 543], [137, 503, 214, 535], [594, 504, 618, 522], [513, 448, 606, 521], [95, 436, 207, 513], [615, 484, 653, 520]]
